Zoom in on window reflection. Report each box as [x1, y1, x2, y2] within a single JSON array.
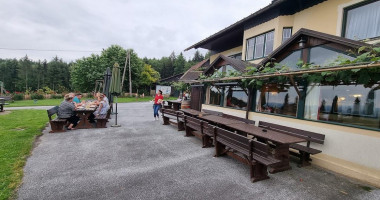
[[312, 84, 380, 129], [278, 50, 302, 70], [256, 84, 300, 117], [309, 45, 355, 66], [225, 86, 248, 110], [209, 86, 222, 106]]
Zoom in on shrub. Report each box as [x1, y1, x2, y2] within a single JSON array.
[[13, 93, 24, 101], [31, 93, 44, 100], [51, 94, 63, 99]]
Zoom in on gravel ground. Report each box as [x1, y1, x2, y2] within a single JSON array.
[[17, 102, 380, 200]]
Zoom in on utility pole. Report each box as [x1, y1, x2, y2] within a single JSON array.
[[121, 50, 128, 91], [129, 51, 132, 97]]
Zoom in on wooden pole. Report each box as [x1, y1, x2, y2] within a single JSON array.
[[121, 50, 128, 91], [129, 51, 132, 97]]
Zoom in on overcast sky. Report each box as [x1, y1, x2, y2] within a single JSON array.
[[0, 0, 271, 62]]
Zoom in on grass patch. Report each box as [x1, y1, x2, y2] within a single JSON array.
[[0, 110, 48, 200], [5, 97, 178, 107], [360, 185, 372, 192]]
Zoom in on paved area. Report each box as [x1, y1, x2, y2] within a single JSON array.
[[18, 102, 379, 200]]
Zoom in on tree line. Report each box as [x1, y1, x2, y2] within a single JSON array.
[[0, 45, 209, 94]]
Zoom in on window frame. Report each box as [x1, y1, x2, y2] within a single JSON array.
[[341, 0, 380, 40], [245, 30, 275, 61], [282, 27, 293, 43]]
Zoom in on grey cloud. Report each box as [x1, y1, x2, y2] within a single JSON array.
[[0, 0, 271, 61]]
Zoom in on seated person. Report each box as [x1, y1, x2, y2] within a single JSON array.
[[73, 93, 83, 107], [89, 94, 109, 123], [58, 94, 79, 130]]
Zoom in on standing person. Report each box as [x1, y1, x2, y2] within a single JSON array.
[[153, 90, 163, 120], [58, 94, 79, 130]]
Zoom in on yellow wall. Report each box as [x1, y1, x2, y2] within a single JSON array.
[[209, 46, 243, 64], [202, 104, 380, 187], [212, 0, 370, 65]]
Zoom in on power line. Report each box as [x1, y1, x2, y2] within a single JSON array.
[[0, 47, 101, 53]]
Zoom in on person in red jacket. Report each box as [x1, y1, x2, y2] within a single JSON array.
[[153, 90, 163, 120]]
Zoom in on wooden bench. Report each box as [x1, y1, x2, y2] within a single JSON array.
[[47, 106, 67, 133], [202, 109, 224, 116], [0, 96, 12, 112], [95, 114, 107, 128], [222, 113, 255, 124], [162, 108, 185, 131], [214, 127, 280, 182], [258, 121, 325, 167], [183, 116, 213, 148], [106, 103, 112, 120]]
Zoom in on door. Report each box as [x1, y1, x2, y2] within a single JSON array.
[[190, 85, 203, 111]]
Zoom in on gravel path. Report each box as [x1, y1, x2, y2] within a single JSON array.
[[17, 102, 380, 200]]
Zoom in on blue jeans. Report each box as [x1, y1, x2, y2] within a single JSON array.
[[153, 104, 161, 118]]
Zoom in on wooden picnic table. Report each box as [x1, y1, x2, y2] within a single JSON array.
[[226, 123, 306, 173], [74, 107, 97, 129], [180, 108, 207, 117], [198, 114, 246, 126], [166, 100, 182, 111]]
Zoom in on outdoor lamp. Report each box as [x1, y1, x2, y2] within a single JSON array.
[[298, 37, 307, 48]]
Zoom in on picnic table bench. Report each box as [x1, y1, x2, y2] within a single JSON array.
[[166, 100, 182, 111], [180, 108, 207, 117], [162, 108, 185, 131], [202, 109, 223, 116], [227, 123, 306, 173], [47, 106, 68, 133], [213, 126, 281, 182], [183, 115, 213, 148], [258, 121, 325, 167], [0, 96, 12, 112], [95, 114, 108, 128]]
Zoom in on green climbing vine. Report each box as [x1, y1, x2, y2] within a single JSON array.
[[198, 44, 380, 89]]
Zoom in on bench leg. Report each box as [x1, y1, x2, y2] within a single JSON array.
[[0, 105, 3, 112], [297, 152, 311, 167], [214, 142, 225, 157], [250, 163, 269, 182], [185, 127, 194, 137], [96, 119, 107, 128], [177, 121, 185, 131], [202, 135, 213, 148], [163, 116, 170, 125], [49, 122, 66, 133]]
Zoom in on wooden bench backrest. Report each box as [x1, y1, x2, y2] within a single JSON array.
[[215, 127, 270, 158], [0, 96, 12, 101], [201, 121, 213, 136], [222, 114, 255, 124], [184, 116, 203, 132], [47, 106, 59, 121], [202, 109, 223, 116], [258, 121, 325, 144]]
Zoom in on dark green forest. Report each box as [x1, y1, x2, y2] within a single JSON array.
[[0, 45, 209, 94]]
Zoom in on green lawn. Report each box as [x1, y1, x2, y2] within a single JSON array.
[[0, 110, 48, 200], [5, 97, 178, 107]]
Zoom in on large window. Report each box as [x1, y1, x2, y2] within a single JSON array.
[[246, 30, 275, 60], [282, 27, 292, 43], [305, 84, 380, 129], [309, 45, 355, 66], [279, 50, 302, 70], [209, 86, 222, 106], [225, 86, 248, 110], [256, 84, 300, 117], [343, 1, 380, 40]]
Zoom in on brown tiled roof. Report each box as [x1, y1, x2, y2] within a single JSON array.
[[179, 59, 210, 81], [204, 54, 256, 74]]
